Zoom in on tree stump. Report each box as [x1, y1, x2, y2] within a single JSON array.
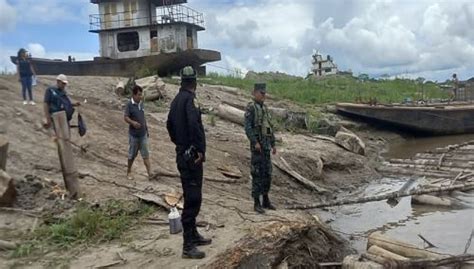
[[52, 111, 81, 198], [0, 170, 16, 206]]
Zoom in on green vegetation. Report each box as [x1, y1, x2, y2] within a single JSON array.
[[11, 200, 154, 258], [203, 72, 448, 105]]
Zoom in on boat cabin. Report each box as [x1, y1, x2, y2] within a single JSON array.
[[89, 0, 204, 59]]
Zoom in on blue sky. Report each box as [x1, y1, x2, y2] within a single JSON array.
[[1, 0, 473, 81]]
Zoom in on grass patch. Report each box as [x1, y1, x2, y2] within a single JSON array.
[[201, 73, 448, 105], [11, 200, 155, 258]]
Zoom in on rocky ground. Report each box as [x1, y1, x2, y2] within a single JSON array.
[[0, 74, 397, 268]]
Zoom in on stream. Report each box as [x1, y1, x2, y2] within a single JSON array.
[[317, 134, 474, 255]]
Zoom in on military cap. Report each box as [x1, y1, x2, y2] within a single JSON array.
[[180, 66, 197, 80], [254, 83, 266, 93]]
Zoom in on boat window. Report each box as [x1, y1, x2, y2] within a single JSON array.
[[117, 32, 140, 52]]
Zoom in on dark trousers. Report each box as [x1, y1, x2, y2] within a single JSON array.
[[177, 154, 203, 249], [250, 149, 272, 199], [20, 76, 33, 101]]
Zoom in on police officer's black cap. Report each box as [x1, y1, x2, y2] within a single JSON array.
[[180, 66, 197, 81], [254, 83, 266, 93]]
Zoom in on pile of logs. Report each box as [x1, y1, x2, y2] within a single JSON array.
[[343, 232, 474, 269], [378, 141, 474, 208]]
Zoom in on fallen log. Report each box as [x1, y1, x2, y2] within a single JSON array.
[[216, 104, 245, 125], [144, 84, 164, 102], [272, 156, 328, 193], [389, 158, 474, 170], [395, 254, 474, 268], [286, 182, 474, 209], [342, 255, 384, 269], [367, 245, 409, 261], [411, 194, 459, 207], [0, 239, 17, 250], [216, 103, 308, 129], [0, 135, 7, 171], [151, 169, 238, 183], [376, 166, 456, 179], [367, 231, 446, 259]]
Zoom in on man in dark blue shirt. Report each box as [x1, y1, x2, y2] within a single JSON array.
[[43, 74, 79, 129], [124, 85, 151, 180], [167, 66, 211, 259]]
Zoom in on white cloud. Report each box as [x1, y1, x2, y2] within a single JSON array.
[[195, 0, 474, 81], [27, 43, 46, 58], [0, 0, 17, 32]]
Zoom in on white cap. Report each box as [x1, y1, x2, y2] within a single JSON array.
[[56, 74, 68, 84]]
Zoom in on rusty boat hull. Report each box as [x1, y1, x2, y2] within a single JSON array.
[[10, 49, 220, 77], [336, 102, 474, 135]]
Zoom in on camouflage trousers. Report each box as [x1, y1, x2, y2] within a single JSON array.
[[250, 149, 272, 199]]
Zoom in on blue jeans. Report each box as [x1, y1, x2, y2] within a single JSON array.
[[128, 134, 149, 160], [20, 76, 33, 101]]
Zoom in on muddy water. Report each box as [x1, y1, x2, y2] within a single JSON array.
[[385, 133, 474, 159], [318, 135, 474, 255]]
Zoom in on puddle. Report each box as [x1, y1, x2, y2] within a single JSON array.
[[318, 177, 474, 255]]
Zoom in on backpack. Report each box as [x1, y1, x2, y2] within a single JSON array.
[[77, 113, 87, 137], [49, 87, 75, 121]]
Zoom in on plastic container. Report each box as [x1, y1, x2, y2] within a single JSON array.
[[168, 207, 182, 234]]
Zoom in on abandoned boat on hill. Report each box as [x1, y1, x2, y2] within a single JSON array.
[[336, 102, 474, 135], [10, 0, 220, 77]]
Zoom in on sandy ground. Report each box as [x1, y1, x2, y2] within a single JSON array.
[[0, 75, 384, 268]]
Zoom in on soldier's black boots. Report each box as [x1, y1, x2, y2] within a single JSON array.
[[193, 230, 212, 246], [182, 246, 205, 259], [254, 197, 265, 214], [263, 194, 276, 210]]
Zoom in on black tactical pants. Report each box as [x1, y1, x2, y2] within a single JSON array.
[[250, 149, 272, 199], [177, 154, 203, 249]]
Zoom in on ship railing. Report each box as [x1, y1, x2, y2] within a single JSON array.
[[89, 5, 204, 31]]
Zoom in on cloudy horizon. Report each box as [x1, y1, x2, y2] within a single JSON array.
[[1, 0, 473, 81]]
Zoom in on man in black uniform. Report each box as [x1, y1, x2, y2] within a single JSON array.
[[166, 66, 211, 259]]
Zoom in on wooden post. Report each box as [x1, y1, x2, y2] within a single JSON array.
[[0, 134, 8, 171], [52, 111, 81, 198]]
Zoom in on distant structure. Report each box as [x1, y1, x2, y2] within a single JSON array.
[[311, 52, 338, 77], [90, 0, 204, 59]]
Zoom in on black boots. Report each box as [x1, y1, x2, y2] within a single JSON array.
[[182, 245, 205, 259], [263, 194, 276, 210], [254, 197, 265, 214], [192, 229, 212, 246], [182, 229, 211, 259]]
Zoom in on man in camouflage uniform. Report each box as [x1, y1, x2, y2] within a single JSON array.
[[244, 83, 277, 214]]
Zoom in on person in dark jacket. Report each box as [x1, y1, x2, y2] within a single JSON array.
[[43, 74, 80, 129], [16, 48, 36, 105], [166, 66, 211, 259]]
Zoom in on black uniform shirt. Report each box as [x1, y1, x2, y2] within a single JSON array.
[[166, 88, 206, 155]]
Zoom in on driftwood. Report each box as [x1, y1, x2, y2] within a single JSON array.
[[0, 134, 7, 171], [272, 156, 328, 193], [411, 194, 459, 207], [377, 165, 456, 179], [151, 169, 238, 184], [287, 182, 474, 209], [395, 254, 474, 268], [132, 193, 170, 210], [342, 255, 384, 269], [367, 232, 446, 259], [216, 103, 308, 129], [216, 104, 245, 125], [52, 111, 81, 198], [0, 239, 17, 250], [388, 158, 473, 170], [206, 218, 349, 269], [367, 245, 409, 261], [144, 84, 164, 102]]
